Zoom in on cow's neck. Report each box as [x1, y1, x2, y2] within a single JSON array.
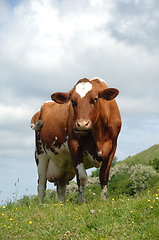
[[92, 117, 108, 153]]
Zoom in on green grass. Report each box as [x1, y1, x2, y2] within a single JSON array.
[[1, 187, 159, 240], [1, 144, 159, 239], [120, 144, 159, 166]]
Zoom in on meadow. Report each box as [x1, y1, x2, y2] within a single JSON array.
[[1, 144, 159, 239], [0, 187, 159, 240]]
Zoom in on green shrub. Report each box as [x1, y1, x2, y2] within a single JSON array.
[[108, 163, 159, 196], [128, 164, 158, 193], [109, 163, 131, 179], [108, 172, 133, 196], [149, 158, 159, 172], [91, 168, 100, 177]]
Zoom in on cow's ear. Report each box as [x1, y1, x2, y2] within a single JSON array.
[[99, 88, 119, 101], [51, 92, 70, 104]]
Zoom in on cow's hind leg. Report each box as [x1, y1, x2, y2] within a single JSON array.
[[37, 153, 49, 203], [57, 182, 67, 204]]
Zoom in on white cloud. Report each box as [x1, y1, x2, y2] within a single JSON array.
[[118, 97, 158, 115], [0, 0, 159, 203], [108, 0, 159, 51], [0, 104, 31, 123]]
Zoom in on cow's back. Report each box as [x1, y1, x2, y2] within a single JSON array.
[[40, 101, 69, 146]]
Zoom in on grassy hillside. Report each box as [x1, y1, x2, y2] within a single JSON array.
[[90, 144, 159, 197], [119, 144, 159, 166]]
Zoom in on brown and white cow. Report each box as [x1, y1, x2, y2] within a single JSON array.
[[31, 77, 121, 203]]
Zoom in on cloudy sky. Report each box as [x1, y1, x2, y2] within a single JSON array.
[[0, 0, 159, 204]]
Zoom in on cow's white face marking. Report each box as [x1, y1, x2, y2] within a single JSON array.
[[75, 82, 92, 98]]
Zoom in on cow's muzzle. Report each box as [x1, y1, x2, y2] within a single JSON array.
[[74, 119, 92, 136]]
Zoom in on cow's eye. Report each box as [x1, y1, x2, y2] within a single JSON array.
[[71, 100, 77, 108], [91, 98, 98, 105]]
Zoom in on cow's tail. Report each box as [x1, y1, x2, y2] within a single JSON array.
[[31, 111, 43, 130]]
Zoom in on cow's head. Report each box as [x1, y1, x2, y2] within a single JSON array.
[[51, 78, 119, 136]]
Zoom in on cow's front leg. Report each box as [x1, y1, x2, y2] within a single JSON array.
[[69, 140, 87, 203], [57, 181, 67, 204], [99, 141, 117, 200], [76, 162, 87, 203]]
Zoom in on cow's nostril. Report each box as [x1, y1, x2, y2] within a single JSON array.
[[77, 122, 80, 127], [85, 121, 89, 126], [75, 119, 92, 132]]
